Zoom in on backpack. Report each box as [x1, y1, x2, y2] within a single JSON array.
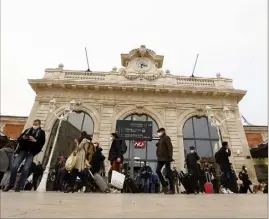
[[215, 150, 221, 164], [121, 140, 127, 155]]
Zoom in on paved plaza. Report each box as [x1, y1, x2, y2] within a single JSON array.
[[1, 192, 268, 218]]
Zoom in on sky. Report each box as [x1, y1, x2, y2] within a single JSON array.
[[1, 0, 268, 125]]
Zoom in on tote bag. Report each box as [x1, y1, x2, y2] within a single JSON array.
[[65, 154, 77, 171], [111, 170, 126, 190]]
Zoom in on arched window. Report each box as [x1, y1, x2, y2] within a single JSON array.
[[43, 111, 94, 167], [183, 116, 220, 164], [122, 114, 159, 175]]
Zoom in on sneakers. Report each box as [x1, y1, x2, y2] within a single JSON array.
[[227, 189, 234, 194], [2, 186, 13, 192], [221, 187, 228, 194], [220, 187, 234, 194]]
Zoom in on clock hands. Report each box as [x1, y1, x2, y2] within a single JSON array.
[[140, 62, 148, 68]]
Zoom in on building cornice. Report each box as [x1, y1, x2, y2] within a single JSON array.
[[29, 78, 246, 102]]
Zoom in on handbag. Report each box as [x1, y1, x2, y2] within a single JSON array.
[[110, 170, 126, 190], [65, 153, 77, 171]]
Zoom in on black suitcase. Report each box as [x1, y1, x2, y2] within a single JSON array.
[[124, 176, 139, 193], [178, 171, 194, 194]]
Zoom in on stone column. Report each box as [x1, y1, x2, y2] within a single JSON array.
[[177, 134, 185, 170], [164, 107, 179, 168], [225, 111, 257, 181], [98, 102, 114, 171], [23, 100, 40, 129]]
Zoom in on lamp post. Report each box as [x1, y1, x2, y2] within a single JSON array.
[[205, 106, 233, 148], [36, 99, 76, 192]]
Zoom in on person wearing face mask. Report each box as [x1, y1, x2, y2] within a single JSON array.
[[3, 119, 45, 192], [155, 128, 174, 194], [185, 146, 200, 194], [108, 133, 123, 183], [238, 165, 252, 193], [90, 142, 106, 175]]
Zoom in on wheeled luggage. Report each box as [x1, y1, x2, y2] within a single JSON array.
[[178, 171, 194, 194], [0, 170, 11, 188], [88, 169, 109, 193], [204, 172, 213, 194], [124, 175, 139, 193]]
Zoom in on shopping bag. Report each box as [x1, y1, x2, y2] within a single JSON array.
[[65, 154, 77, 171], [111, 170, 126, 190]]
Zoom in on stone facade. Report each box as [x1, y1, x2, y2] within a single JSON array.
[[22, 45, 256, 179]]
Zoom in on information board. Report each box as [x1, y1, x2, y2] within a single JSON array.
[[116, 120, 153, 140]]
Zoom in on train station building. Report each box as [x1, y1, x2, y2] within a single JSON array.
[[24, 45, 256, 179]]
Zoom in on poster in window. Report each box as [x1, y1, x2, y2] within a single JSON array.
[[135, 140, 147, 149]]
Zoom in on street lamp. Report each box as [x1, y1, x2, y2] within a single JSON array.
[[205, 105, 233, 148], [36, 99, 76, 192]]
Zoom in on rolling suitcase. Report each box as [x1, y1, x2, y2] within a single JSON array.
[[204, 172, 213, 194], [124, 176, 139, 193], [178, 171, 194, 194], [88, 169, 109, 193]]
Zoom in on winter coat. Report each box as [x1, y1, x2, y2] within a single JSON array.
[[0, 147, 14, 172], [185, 152, 200, 176], [73, 138, 92, 172], [90, 147, 106, 174], [216, 147, 231, 171], [17, 127, 46, 156], [108, 139, 123, 163], [156, 134, 173, 162]]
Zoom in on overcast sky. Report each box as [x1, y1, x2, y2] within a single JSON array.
[[1, 0, 268, 125]]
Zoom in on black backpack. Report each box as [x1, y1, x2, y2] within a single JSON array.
[[215, 150, 221, 164], [121, 140, 127, 155]]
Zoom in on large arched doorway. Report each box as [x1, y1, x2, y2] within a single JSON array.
[[183, 116, 222, 192], [122, 114, 159, 178], [42, 111, 94, 168]]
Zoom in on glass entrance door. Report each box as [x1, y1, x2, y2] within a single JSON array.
[[121, 114, 159, 179]]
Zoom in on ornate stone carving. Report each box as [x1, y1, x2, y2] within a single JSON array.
[[195, 107, 206, 117], [92, 105, 102, 113], [115, 105, 127, 114], [136, 105, 144, 115], [73, 101, 83, 112], [176, 109, 185, 117]]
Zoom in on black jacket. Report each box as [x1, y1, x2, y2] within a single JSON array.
[[90, 147, 106, 174], [216, 147, 231, 171], [156, 134, 173, 161], [17, 127, 46, 156], [185, 152, 200, 174], [108, 139, 123, 163]]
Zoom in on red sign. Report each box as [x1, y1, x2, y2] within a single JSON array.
[[135, 141, 147, 149]]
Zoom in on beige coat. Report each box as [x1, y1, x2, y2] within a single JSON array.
[[73, 138, 92, 172]]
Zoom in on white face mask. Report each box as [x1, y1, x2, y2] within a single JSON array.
[[93, 143, 98, 147], [110, 137, 113, 141], [190, 150, 195, 153], [244, 168, 247, 171], [157, 132, 162, 137], [33, 125, 39, 130]]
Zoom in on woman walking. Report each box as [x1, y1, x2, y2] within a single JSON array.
[[64, 131, 93, 193]]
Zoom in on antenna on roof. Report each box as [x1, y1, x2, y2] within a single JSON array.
[[191, 54, 199, 77], [85, 47, 91, 72], [241, 114, 253, 126]]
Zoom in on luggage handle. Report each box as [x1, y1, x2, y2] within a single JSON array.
[[205, 172, 211, 183], [88, 169, 94, 178]]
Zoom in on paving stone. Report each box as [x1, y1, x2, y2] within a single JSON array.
[[1, 192, 267, 218]]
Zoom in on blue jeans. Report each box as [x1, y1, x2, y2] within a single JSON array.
[[9, 151, 34, 189], [221, 169, 231, 189]]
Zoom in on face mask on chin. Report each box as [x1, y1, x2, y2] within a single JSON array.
[[33, 126, 39, 130], [157, 132, 163, 137]]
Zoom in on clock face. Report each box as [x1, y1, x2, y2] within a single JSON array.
[[135, 59, 151, 71]]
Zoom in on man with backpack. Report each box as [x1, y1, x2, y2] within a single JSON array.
[[215, 141, 233, 194]]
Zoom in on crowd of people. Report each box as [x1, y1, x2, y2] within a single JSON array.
[[0, 119, 266, 194]]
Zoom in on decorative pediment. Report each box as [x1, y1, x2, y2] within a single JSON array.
[[121, 45, 164, 68]]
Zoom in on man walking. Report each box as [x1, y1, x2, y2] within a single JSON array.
[[155, 128, 174, 194], [185, 146, 200, 194], [3, 119, 45, 192], [215, 141, 233, 194]]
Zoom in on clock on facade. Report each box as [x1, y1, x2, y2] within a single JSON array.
[[135, 59, 151, 71]]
